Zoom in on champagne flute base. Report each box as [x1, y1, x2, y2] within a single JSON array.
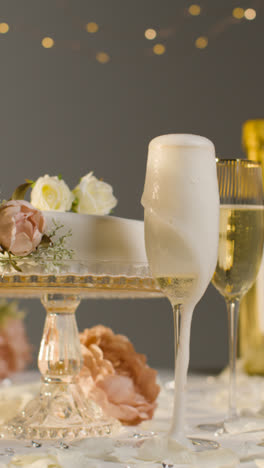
[[189, 437, 219, 450], [197, 413, 264, 436], [119, 432, 220, 454], [197, 422, 226, 436]]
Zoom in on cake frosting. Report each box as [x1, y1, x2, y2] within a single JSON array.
[[44, 211, 148, 264]]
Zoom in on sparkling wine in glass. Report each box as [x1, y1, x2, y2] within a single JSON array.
[[141, 134, 220, 448], [199, 158, 264, 434]]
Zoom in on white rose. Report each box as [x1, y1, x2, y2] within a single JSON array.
[[73, 172, 117, 215], [31, 175, 74, 212]]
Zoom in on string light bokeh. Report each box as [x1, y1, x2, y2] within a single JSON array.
[[145, 29, 157, 40], [86, 22, 99, 33], [188, 4, 201, 16], [153, 43, 166, 55], [41, 37, 55, 49], [96, 52, 110, 64], [0, 22, 9, 34], [232, 7, 245, 19], [195, 36, 208, 49], [0, 2, 261, 63], [244, 8, 257, 20]]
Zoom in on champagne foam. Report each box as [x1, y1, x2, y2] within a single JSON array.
[[142, 133, 219, 303], [141, 134, 220, 443]]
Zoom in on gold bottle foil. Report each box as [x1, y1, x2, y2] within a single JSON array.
[[240, 119, 264, 374]]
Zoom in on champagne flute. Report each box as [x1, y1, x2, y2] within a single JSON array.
[[199, 159, 264, 434], [141, 134, 220, 449]]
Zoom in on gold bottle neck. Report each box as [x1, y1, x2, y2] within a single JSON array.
[[246, 148, 264, 163], [243, 120, 264, 163]]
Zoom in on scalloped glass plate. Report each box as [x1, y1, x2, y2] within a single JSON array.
[[0, 260, 162, 299]]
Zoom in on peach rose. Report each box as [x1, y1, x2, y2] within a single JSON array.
[[79, 325, 160, 425], [0, 317, 32, 379], [0, 200, 45, 256]]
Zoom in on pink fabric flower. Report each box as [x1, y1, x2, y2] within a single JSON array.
[[0, 318, 32, 379], [0, 200, 45, 256], [79, 325, 160, 425]]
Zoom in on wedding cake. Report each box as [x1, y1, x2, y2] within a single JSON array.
[[0, 173, 148, 274], [44, 211, 147, 264]]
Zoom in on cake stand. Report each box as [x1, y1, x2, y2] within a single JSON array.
[[0, 260, 162, 441]]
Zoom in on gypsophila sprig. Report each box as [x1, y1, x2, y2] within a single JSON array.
[[27, 220, 74, 273], [0, 221, 74, 274]]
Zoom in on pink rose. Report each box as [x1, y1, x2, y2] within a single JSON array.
[[79, 326, 160, 425], [0, 317, 32, 379], [0, 200, 45, 256]]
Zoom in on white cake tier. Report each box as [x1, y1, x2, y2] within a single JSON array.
[[44, 211, 148, 264]]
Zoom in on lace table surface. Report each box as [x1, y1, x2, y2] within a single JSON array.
[[0, 370, 263, 467]]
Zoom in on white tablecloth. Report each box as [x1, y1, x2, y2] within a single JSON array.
[[1, 369, 264, 467]]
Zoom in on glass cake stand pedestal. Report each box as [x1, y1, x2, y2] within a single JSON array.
[[0, 261, 162, 441]]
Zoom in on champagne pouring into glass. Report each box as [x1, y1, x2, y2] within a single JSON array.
[[141, 134, 220, 449], [199, 159, 264, 435]]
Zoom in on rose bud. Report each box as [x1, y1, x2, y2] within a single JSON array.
[[0, 200, 45, 256]]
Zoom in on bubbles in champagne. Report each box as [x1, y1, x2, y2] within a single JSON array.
[[213, 205, 264, 300], [156, 275, 197, 305]]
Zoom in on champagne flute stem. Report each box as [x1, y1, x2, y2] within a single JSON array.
[[173, 304, 181, 365], [226, 298, 240, 420], [169, 304, 192, 443]]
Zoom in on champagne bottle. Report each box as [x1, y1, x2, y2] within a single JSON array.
[[240, 119, 264, 374]]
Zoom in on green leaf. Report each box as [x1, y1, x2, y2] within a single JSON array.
[[39, 234, 53, 248], [26, 179, 36, 188], [58, 174, 62, 180], [11, 181, 34, 201], [71, 197, 79, 212], [7, 251, 22, 272]]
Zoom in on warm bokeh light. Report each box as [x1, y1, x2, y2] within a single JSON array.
[[188, 4, 201, 16], [153, 43, 166, 55], [41, 37, 55, 48], [86, 22, 99, 33], [96, 52, 110, 64], [0, 22, 9, 34], [195, 36, 208, 49], [232, 7, 244, 19], [244, 8, 256, 20], [145, 28, 157, 40]]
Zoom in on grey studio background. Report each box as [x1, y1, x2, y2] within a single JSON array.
[[0, 0, 263, 372]]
